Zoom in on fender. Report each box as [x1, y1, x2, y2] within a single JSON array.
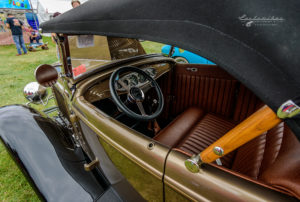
[[0, 105, 107, 201]]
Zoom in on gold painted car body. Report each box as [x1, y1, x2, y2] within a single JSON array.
[[49, 34, 295, 201]]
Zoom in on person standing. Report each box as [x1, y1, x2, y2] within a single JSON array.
[[5, 13, 28, 56], [71, 0, 81, 8]]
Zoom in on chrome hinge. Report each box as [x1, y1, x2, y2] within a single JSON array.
[[84, 158, 99, 171], [59, 72, 67, 78], [186, 67, 198, 72]]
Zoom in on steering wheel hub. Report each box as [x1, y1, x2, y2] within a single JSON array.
[[128, 87, 145, 102]]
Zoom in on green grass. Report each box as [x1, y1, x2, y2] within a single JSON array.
[[0, 37, 57, 202], [0, 38, 163, 201], [141, 41, 164, 54]]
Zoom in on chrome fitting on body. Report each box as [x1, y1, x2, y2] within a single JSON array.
[[185, 154, 202, 173]]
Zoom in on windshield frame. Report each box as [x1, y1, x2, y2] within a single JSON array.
[[57, 34, 149, 81]]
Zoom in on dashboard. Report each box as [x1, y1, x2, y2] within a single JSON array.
[[115, 68, 157, 91], [84, 62, 172, 103]]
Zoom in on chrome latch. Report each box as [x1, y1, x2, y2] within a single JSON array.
[[186, 67, 198, 72]]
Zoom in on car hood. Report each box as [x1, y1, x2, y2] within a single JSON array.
[[40, 0, 300, 139]]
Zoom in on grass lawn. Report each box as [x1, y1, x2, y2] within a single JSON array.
[[0, 37, 163, 201]]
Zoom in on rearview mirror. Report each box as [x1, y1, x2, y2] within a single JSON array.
[[35, 64, 58, 87]]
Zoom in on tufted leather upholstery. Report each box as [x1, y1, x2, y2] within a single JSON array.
[[258, 124, 300, 199], [231, 133, 268, 179], [154, 108, 237, 167], [172, 65, 237, 118], [154, 107, 300, 199], [233, 84, 262, 122], [231, 122, 300, 198], [154, 107, 205, 147], [176, 113, 236, 168], [231, 123, 285, 179]]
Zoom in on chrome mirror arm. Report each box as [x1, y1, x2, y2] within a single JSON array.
[[26, 94, 54, 106], [40, 94, 54, 106]]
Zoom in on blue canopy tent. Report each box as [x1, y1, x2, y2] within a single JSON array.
[[25, 12, 39, 30], [0, 0, 39, 29], [0, 0, 40, 45]]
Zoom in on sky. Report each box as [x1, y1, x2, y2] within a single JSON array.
[[29, 0, 89, 14], [31, 0, 88, 9]]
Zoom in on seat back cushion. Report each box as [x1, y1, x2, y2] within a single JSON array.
[[172, 64, 237, 118], [232, 122, 300, 198], [231, 132, 268, 179], [233, 84, 262, 122], [259, 124, 300, 199]]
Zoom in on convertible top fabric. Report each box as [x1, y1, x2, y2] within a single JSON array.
[[41, 0, 300, 138]]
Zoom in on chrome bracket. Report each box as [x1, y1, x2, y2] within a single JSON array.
[[185, 154, 202, 173], [215, 158, 222, 166], [84, 158, 99, 171]]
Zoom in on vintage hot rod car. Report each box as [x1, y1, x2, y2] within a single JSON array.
[[1, 0, 300, 201]]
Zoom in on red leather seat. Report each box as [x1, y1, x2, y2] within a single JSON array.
[[154, 107, 300, 199]]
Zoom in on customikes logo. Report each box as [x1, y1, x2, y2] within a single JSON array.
[[239, 14, 285, 27]]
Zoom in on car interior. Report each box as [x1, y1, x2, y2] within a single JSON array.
[[62, 36, 300, 199], [80, 59, 300, 199]]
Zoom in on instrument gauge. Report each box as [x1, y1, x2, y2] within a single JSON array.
[[124, 79, 129, 85], [129, 74, 138, 85], [145, 68, 157, 77], [138, 73, 146, 83]]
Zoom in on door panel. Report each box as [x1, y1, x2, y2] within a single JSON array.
[[73, 98, 168, 201], [164, 150, 295, 201], [99, 138, 164, 201]]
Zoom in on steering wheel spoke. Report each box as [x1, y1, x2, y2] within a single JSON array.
[[140, 81, 154, 93], [117, 79, 130, 92], [136, 101, 146, 116]]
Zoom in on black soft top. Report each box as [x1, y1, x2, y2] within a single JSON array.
[[41, 0, 300, 138]]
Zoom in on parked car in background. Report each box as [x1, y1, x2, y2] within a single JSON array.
[[162, 45, 215, 64], [0, 0, 300, 201]]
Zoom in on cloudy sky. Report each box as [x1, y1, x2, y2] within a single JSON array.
[[31, 0, 88, 9], [29, 0, 88, 13]]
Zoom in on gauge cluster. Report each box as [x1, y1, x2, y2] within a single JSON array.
[[116, 68, 157, 90], [84, 62, 171, 103]]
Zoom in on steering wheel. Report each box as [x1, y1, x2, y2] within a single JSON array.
[[109, 66, 164, 121]]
